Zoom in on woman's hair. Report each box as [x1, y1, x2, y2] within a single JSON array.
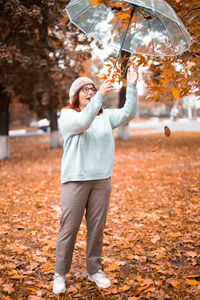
[[65, 89, 103, 114], [67, 94, 80, 112]]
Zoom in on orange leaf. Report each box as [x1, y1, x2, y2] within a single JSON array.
[[140, 9, 145, 15], [90, 0, 104, 6], [166, 278, 179, 288], [107, 262, 120, 271], [13, 246, 24, 254], [187, 279, 200, 285], [138, 285, 149, 291], [27, 296, 43, 300], [164, 126, 171, 138], [172, 87, 180, 99], [119, 284, 131, 292], [3, 284, 15, 294], [169, 231, 182, 238]]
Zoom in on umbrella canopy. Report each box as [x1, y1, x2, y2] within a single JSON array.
[[66, 0, 192, 57]]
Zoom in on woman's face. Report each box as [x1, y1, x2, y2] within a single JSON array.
[[78, 84, 97, 110]]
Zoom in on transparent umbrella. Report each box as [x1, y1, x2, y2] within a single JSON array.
[[66, 0, 192, 69]]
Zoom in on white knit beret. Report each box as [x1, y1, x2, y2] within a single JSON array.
[[69, 77, 95, 104]]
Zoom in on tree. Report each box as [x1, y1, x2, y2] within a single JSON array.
[[0, 0, 92, 159], [142, 0, 200, 105]]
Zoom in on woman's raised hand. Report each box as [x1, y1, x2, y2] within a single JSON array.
[[99, 79, 116, 96], [127, 65, 139, 83]]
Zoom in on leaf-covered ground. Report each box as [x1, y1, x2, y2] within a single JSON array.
[[0, 132, 200, 299]]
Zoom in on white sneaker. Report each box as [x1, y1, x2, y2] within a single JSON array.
[[53, 273, 66, 294], [88, 270, 111, 288]]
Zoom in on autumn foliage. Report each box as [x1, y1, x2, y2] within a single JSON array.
[[0, 132, 200, 299], [92, 0, 200, 103]]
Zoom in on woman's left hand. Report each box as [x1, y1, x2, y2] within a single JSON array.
[[127, 65, 139, 83]]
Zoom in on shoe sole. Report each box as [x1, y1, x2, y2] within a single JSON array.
[[53, 287, 66, 294]]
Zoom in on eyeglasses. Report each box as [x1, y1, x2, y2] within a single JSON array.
[[81, 87, 97, 94]]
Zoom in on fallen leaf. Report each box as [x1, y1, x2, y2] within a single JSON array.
[[107, 262, 120, 271], [3, 284, 15, 294], [187, 279, 200, 285], [119, 284, 131, 292]]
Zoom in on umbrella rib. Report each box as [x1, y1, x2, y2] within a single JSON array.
[[86, 12, 103, 34], [173, 18, 191, 50], [70, 4, 94, 22], [143, 11, 157, 57], [153, 11, 176, 55]]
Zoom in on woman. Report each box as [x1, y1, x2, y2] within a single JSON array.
[[53, 66, 139, 294]]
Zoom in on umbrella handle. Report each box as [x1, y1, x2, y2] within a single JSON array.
[[109, 6, 136, 80]]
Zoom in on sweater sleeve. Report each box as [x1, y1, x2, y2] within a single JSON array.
[[60, 92, 104, 137], [105, 82, 138, 129]]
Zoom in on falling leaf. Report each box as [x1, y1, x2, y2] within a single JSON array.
[[164, 126, 171, 137]]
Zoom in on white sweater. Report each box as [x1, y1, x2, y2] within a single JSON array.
[[60, 82, 138, 183]]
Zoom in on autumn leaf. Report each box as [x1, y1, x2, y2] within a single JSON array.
[[138, 285, 149, 291], [27, 296, 43, 300], [164, 126, 171, 137], [119, 284, 131, 292], [12, 246, 24, 255], [166, 278, 179, 288], [3, 284, 15, 294], [41, 262, 54, 272], [172, 87, 180, 100], [107, 262, 120, 271], [151, 235, 160, 243], [90, 0, 105, 6], [184, 251, 197, 258], [168, 232, 182, 238], [187, 279, 200, 285]]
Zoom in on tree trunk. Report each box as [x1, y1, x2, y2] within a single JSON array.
[[187, 104, 192, 120], [49, 108, 62, 149], [117, 50, 131, 141], [0, 85, 10, 160], [118, 86, 130, 141], [118, 124, 130, 141]]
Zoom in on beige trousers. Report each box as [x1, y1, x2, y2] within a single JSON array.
[[55, 178, 111, 276]]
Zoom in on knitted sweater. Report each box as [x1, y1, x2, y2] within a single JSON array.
[[60, 82, 138, 183]]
